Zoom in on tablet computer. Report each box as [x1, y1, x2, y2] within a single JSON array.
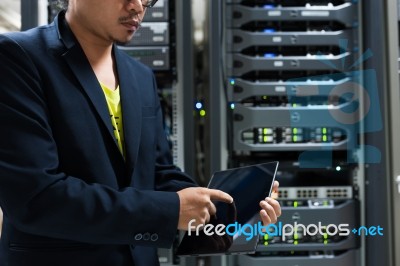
[[176, 161, 279, 257]]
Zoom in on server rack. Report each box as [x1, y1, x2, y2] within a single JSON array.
[[209, 0, 365, 265], [363, 0, 397, 265]]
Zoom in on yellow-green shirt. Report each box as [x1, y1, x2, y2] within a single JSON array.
[[100, 83, 125, 157]]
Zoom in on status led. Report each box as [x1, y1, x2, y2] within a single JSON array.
[[263, 4, 275, 9], [263, 28, 276, 33], [264, 53, 276, 58], [195, 102, 202, 110]]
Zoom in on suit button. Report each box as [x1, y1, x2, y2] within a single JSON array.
[[134, 233, 143, 241], [143, 232, 151, 241], [151, 233, 159, 242]]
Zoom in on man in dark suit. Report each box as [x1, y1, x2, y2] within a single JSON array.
[[0, 0, 281, 265]]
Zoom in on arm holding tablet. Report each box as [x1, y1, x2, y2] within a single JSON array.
[[177, 187, 233, 230], [177, 180, 281, 231]]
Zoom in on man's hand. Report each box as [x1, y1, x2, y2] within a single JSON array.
[[259, 181, 281, 225], [176, 187, 233, 230]]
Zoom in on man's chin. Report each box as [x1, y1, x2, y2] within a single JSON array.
[[114, 33, 136, 45]]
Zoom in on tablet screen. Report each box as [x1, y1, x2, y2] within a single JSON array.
[[209, 161, 279, 225], [176, 161, 279, 256]]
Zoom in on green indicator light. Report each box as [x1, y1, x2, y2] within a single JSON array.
[[294, 241, 298, 245], [324, 233, 328, 239], [264, 136, 268, 143], [294, 201, 298, 208], [322, 128, 327, 134], [264, 234, 269, 241], [323, 135, 327, 142], [324, 240, 328, 245], [294, 234, 298, 240], [264, 241, 269, 246], [264, 128, 268, 135], [293, 103, 297, 107], [323, 200, 328, 206], [262, 96, 268, 100], [293, 135, 298, 142], [293, 128, 298, 134], [200, 110, 206, 117]]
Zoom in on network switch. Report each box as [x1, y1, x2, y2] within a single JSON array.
[[278, 186, 353, 200]]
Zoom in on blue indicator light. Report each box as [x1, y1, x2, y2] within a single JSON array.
[[263, 5, 275, 9], [264, 53, 276, 58], [195, 102, 203, 110], [230, 79, 235, 85], [263, 28, 276, 33]]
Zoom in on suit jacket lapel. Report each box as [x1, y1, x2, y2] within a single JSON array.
[[63, 49, 117, 141], [56, 13, 123, 161], [114, 47, 142, 178]]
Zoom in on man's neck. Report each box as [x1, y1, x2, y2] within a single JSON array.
[[65, 15, 118, 90], [65, 11, 114, 64]]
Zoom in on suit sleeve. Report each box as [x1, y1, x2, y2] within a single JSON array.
[[0, 35, 181, 247]]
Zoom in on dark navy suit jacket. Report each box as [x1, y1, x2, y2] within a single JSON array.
[[0, 12, 195, 266]]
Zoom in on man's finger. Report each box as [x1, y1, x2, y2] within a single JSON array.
[[208, 189, 233, 203], [266, 197, 281, 217], [272, 180, 279, 191], [260, 209, 271, 225], [271, 181, 279, 199], [260, 200, 277, 224], [208, 201, 217, 216], [205, 211, 210, 224]]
